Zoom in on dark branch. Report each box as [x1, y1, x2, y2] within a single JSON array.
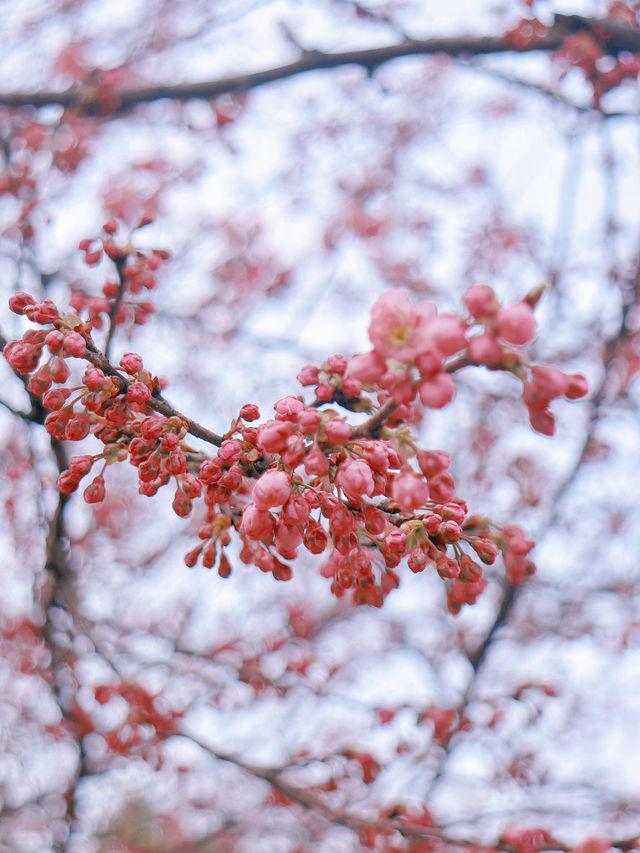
[[1, 16, 639, 115], [0, 32, 566, 115]]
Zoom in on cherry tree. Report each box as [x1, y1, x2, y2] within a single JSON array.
[[1, 1, 640, 851]]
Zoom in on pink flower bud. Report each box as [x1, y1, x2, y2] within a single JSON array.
[[298, 408, 321, 434], [414, 347, 443, 378], [31, 300, 59, 324], [429, 315, 467, 356], [45, 330, 64, 354], [496, 302, 536, 345], [253, 470, 292, 509], [530, 364, 568, 399], [327, 354, 348, 374], [84, 475, 106, 504], [127, 380, 151, 404], [218, 439, 242, 465], [418, 373, 455, 408], [58, 470, 79, 494], [297, 365, 319, 386], [337, 459, 374, 499], [257, 420, 295, 454], [274, 395, 304, 421], [463, 284, 497, 318], [362, 440, 390, 473], [8, 291, 36, 315], [324, 418, 352, 445], [341, 376, 362, 397], [240, 503, 275, 540], [62, 331, 86, 357], [565, 372, 588, 399], [468, 333, 502, 366], [416, 449, 450, 478], [83, 367, 107, 391], [50, 356, 70, 384], [392, 471, 428, 512], [315, 382, 334, 400], [239, 403, 260, 421], [304, 445, 330, 476], [120, 352, 144, 373], [69, 455, 94, 476], [303, 519, 328, 554], [274, 521, 303, 557], [347, 350, 386, 384], [282, 435, 306, 468]]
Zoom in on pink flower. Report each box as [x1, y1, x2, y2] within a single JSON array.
[[274, 395, 304, 421], [368, 289, 436, 362], [418, 373, 455, 408], [239, 403, 260, 421], [341, 376, 362, 396], [304, 445, 330, 476], [347, 350, 386, 384], [463, 284, 497, 318], [257, 420, 295, 453], [415, 347, 443, 378], [468, 333, 502, 366], [361, 440, 389, 473], [274, 521, 302, 557], [253, 470, 292, 509], [337, 459, 374, 498], [8, 291, 36, 315], [240, 503, 275, 540], [126, 380, 151, 404], [120, 352, 143, 373], [496, 302, 536, 345], [429, 315, 467, 356], [392, 471, 428, 512], [281, 494, 310, 528], [298, 408, 321, 434], [565, 373, 588, 399], [326, 354, 347, 374], [62, 331, 86, 357], [218, 439, 243, 465], [297, 365, 319, 386], [324, 417, 352, 445], [530, 365, 568, 400]]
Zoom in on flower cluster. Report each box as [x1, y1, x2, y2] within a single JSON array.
[[4, 277, 587, 611], [71, 221, 169, 330]]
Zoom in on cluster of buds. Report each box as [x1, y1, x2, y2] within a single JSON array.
[[3, 276, 587, 610], [71, 220, 169, 329]]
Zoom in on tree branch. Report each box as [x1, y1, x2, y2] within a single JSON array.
[[1, 16, 638, 115]]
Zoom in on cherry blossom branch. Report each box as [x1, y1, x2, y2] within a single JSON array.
[[178, 731, 640, 852], [81, 338, 225, 447], [0, 15, 638, 115]]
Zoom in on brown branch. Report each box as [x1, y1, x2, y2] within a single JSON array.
[[81, 338, 224, 447], [0, 15, 638, 116], [179, 731, 640, 852], [103, 256, 127, 360]]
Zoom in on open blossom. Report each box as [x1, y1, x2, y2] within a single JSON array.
[[392, 471, 429, 512], [337, 459, 374, 498], [368, 289, 437, 362], [252, 470, 292, 509]]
